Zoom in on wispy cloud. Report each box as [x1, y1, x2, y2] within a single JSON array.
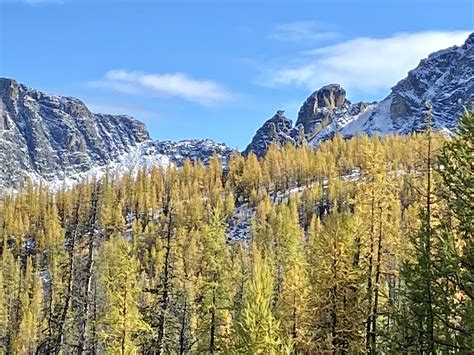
[[269, 20, 339, 42], [261, 31, 471, 95], [89, 69, 233, 106]]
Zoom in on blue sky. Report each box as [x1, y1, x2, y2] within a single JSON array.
[[1, 0, 473, 149]]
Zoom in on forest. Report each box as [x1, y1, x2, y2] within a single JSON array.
[[0, 111, 472, 354]]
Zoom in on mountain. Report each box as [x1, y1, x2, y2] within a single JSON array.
[[0, 78, 234, 190], [338, 32, 474, 140], [294, 84, 376, 144], [2, 33, 473, 189], [242, 110, 295, 157], [245, 32, 474, 155]]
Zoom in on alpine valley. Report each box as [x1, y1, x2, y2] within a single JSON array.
[[1, 21, 473, 354]]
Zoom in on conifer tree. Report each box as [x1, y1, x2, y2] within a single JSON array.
[[0, 267, 7, 352], [275, 199, 311, 352], [401, 109, 474, 352], [398, 104, 451, 353], [0, 244, 20, 353], [145, 167, 180, 354], [307, 212, 365, 353], [77, 183, 101, 354], [436, 109, 474, 349], [13, 257, 44, 354], [98, 235, 151, 354], [235, 246, 287, 354], [354, 135, 400, 354], [195, 209, 232, 353]]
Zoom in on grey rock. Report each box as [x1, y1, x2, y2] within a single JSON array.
[[388, 32, 474, 133], [0, 78, 234, 190], [149, 139, 234, 166], [295, 84, 352, 133], [245, 32, 473, 153], [242, 110, 294, 157], [338, 32, 474, 139]]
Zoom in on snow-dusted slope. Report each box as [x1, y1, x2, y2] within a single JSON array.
[[245, 33, 473, 153], [333, 32, 474, 141], [0, 78, 234, 190], [295, 84, 375, 143]]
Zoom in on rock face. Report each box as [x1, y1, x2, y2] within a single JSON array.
[[244, 86, 374, 156], [295, 84, 351, 132], [295, 84, 374, 143], [244, 32, 473, 155], [338, 32, 474, 140], [151, 139, 234, 166], [0, 78, 234, 190], [389, 32, 474, 132], [242, 110, 294, 157]]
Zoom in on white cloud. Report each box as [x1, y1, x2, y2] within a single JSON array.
[[89, 69, 233, 106], [263, 31, 471, 95], [269, 20, 339, 42]]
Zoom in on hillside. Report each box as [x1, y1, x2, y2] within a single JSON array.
[[0, 110, 472, 353]]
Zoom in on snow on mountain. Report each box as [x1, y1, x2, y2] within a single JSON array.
[[0, 78, 234, 190], [244, 32, 474, 154], [339, 32, 474, 140], [295, 84, 376, 144], [2, 33, 472, 190]]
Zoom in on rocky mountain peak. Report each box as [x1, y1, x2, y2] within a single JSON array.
[[294, 84, 353, 134], [0, 77, 18, 95], [343, 31, 474, 137], [243, 33, 473, 155], [327, 32, 474, 141], [314, 84, 348, 109], [242, 110, 293, 157], [463, 32, 474, 47]]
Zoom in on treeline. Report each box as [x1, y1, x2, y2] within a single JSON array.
[[0, 111, 472, 354]]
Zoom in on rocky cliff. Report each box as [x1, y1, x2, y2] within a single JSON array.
[[0, 78, 234, 190], [242, 110, 294, 157]]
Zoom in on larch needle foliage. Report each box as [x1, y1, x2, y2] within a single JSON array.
[[0, 110, 472, 353]]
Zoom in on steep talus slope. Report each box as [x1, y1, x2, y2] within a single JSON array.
[[0, 78, 234, 190]]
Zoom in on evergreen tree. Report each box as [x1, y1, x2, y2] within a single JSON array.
[[399, 104, 450, 353], [275, 200, 311, 352], [235, 246, 288, 354], [98, 235, 151, 354], [307, 212, 365, 353], [195, 209, 232, 353], [13, 257, 44, 354], [436, 109, 474, 349]]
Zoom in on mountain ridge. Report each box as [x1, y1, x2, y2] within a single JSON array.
[[244, 32, 474, 156], [1, 32, 473, 189], [0, 78, 234, 190]]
